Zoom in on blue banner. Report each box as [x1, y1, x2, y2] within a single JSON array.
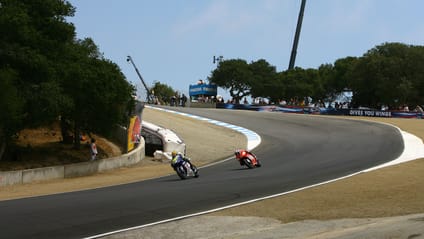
[[189, 84, 217, 96]]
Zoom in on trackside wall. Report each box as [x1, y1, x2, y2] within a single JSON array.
[[0, 138, 145, 187]]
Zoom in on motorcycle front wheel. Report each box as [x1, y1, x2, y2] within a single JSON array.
[[176, 166, 188, 179], [243, 158, 254, 169]]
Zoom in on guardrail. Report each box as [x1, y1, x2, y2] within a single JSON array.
[[0, 138, 145, 187]]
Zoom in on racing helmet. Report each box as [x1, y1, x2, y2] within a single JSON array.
[[235, 149, 247, 158], [171, 150, 177, 157]]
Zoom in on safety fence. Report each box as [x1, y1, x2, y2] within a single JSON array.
[[216, 103, 423, 119]]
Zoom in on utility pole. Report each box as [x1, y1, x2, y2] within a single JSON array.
[[126, 55, 153, 103], [288, 0, 306, 70]]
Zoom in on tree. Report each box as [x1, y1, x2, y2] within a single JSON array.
[[0, 0, 135, 153], [248, 59, 280, 103], [350, 42, 424, 109], [403, 45, 424, 107], [314, 57, 359, 106], [209, 59, 253, 103], [60, 38, 135, 148], [151, 81, 176, 105], [0, 67, 24, 138], [0, 0, 76, 155], [319, 57, 358, 101], [317, 64, 336, 101], [278, 67, 315, 105]]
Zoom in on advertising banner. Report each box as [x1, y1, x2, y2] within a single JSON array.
[[127, 116, 141, 152], [189, 84, 217, 96], [217, 103, 423, 119]]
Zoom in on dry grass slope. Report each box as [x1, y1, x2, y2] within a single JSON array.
[[0, 122, 121, 171]]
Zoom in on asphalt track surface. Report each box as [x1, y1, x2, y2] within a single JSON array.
[[0, 108, 404, 239]]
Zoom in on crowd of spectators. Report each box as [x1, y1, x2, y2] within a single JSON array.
[[153, 92, 423, 114], [152, 93, 187, 107]]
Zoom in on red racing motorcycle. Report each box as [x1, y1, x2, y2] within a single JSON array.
[[235, 149, 261, 169]]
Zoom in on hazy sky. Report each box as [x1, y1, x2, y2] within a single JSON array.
[[67, 0, 423, 100]]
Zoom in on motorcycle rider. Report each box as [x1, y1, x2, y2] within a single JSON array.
[[235, 149, 261, 167], [171, 151, 198, 173]]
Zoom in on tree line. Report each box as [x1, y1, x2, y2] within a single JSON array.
[[0, 0, 136, 159], [208, 42, 424, 110]]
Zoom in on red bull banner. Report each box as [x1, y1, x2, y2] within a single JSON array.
[[127, 116, 141, 152]]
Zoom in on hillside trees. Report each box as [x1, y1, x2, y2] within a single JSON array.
[[0, 68, 23, 138], [0, 0, 76, 131], [60, 38, 136, 147], [0, 0, 135, 156]]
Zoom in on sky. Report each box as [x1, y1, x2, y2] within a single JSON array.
[[67, 0, 424, 101]]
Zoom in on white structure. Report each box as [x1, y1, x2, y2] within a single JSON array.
[[141, 121, 186, 161]]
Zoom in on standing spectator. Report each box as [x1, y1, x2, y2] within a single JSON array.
[[181, 94, 187, 107], [135, 134, 141, 147], [414, 105, 423, 113], [176, 93, 181, 106], [403, 104, 410, 112], [90, 138, 98, 161], [170, 95, 176, 106]]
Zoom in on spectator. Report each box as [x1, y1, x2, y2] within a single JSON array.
[[181, 94, 187, 107], [414, 105, 423, 113], [135, 134, 141, 146], [90, 138, 98, 161], [170, 95, 176, 106], [279, 99, 287, 105], [403, 104, 410, 112]]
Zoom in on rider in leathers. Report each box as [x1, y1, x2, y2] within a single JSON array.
[[235, 149, 261, 167], [171, 151, 197, 173]]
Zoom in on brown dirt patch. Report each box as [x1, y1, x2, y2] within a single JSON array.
[[0, 122, 122, 171]]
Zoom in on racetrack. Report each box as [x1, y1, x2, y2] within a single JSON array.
[[0, 108, 406, 238]]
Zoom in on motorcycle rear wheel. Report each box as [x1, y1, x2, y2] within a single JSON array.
[[192, 164, 199, 177]]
